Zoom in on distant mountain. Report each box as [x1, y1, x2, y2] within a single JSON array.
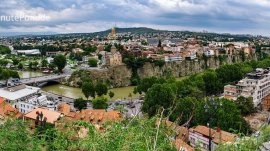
[[94, 27, 165, 35]]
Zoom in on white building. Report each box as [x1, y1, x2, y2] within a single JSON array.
[[164, 54, 182, 62], [18, 95, 56, 113], [16, 49, 41, 55], [203, 47, 215, 57], [0, 84, 40, 106], [0, 84, 55, 113], [236, 68, 270, 106]]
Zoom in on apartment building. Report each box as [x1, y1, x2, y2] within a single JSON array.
[[223, 68, 270, 107]]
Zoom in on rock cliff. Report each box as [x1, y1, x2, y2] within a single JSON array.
[[66, 55, 255, 88]]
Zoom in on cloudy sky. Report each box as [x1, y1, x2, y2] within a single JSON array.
[[0, 0, 270, 35]]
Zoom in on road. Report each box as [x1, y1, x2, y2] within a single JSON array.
[[40, 90, 75, 107]]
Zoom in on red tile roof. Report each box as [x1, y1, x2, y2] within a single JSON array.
[[0, 97, 22, 119], [24, 107, 62, 124], [189, 125, 237, 144]]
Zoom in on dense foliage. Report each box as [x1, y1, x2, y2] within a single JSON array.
[[74, 98, 87, 111], [53, 54, 67, 72], [216, 125, 270, 151], [81, 82, 95, 100], [139, 57, 270, 134], [0, 67, 19, 80], [88, 58, 98, 67], [0, 45, 11, 54], [92, 96, 108, 109], [0, 118, 177, 151]]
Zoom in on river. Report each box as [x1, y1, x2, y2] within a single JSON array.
[[18, 71, 139, 100], [42, 84, 139, 100], [19, 71, 45, 78], [19, 71, 186, 100]]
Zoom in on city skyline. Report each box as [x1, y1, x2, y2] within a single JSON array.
[[0, 0, 270, 36]]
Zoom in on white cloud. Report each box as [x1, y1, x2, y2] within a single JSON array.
[[0, 0, 270, 35]]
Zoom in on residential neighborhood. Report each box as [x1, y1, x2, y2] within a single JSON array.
[[1, 0, 270, 150]]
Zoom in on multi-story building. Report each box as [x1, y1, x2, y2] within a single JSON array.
[[223, 85, 238, 100], [223, 68, 270, 106], [18, 95, 56, 113], [237, 68, 270, 106], [0, 84, 55, 113], [0, 84, 40, 107]]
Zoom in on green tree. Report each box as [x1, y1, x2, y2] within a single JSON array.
[[74, 98, 87, 111], [170, 97, 200, 125], [41, 59, 48, 68], [12, 58, 19, 65], [18, 62, 23, 69], [32, 61, 39, 70], [235, 96, 255, 116], [0, 45, 11, 54], [53, 54, 67, 72], [28, 62, 33, 69], [95, 82, 108, 96], [216, 64, 244, 84], [81, 82, 95, 100], [108, 91, 115, 99], [202, 70, 222, 96], [88, 58, 98, 67], [136, 77, 166, 94], [0, 59, 9, 67], [92, 96, 108, 109], [48, 63, 55, 70], [193, 98, 251, 134], [142, 84, 175, 117]]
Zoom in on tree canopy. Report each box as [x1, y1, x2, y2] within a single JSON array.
[[92, 96, 108, 109], [53, 54, 67, 72], [81, 82, 95, 100], [95, 82, 108, 96], [74, 98, 87, 111]]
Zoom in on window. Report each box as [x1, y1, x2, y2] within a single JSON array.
[[203, 143, 209, 149]]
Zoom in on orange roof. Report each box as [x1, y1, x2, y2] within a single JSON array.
[[24, 108, 62, 124], [58, 103, 71, 116], [190, 125, 237, 144], [162, 120, 189, 141], [174, 139, 194, 151], [0, 97, 21, 118]]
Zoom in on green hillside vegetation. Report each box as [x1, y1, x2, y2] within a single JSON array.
[[0, 118, 177, 151], [216, 125, 270, 151]]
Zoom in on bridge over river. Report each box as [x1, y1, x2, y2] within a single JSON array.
[[20, 74, 69, 86]]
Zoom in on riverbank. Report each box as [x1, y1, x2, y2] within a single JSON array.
[[41, 84, 139, 100], [18, 70, 44, 78]]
